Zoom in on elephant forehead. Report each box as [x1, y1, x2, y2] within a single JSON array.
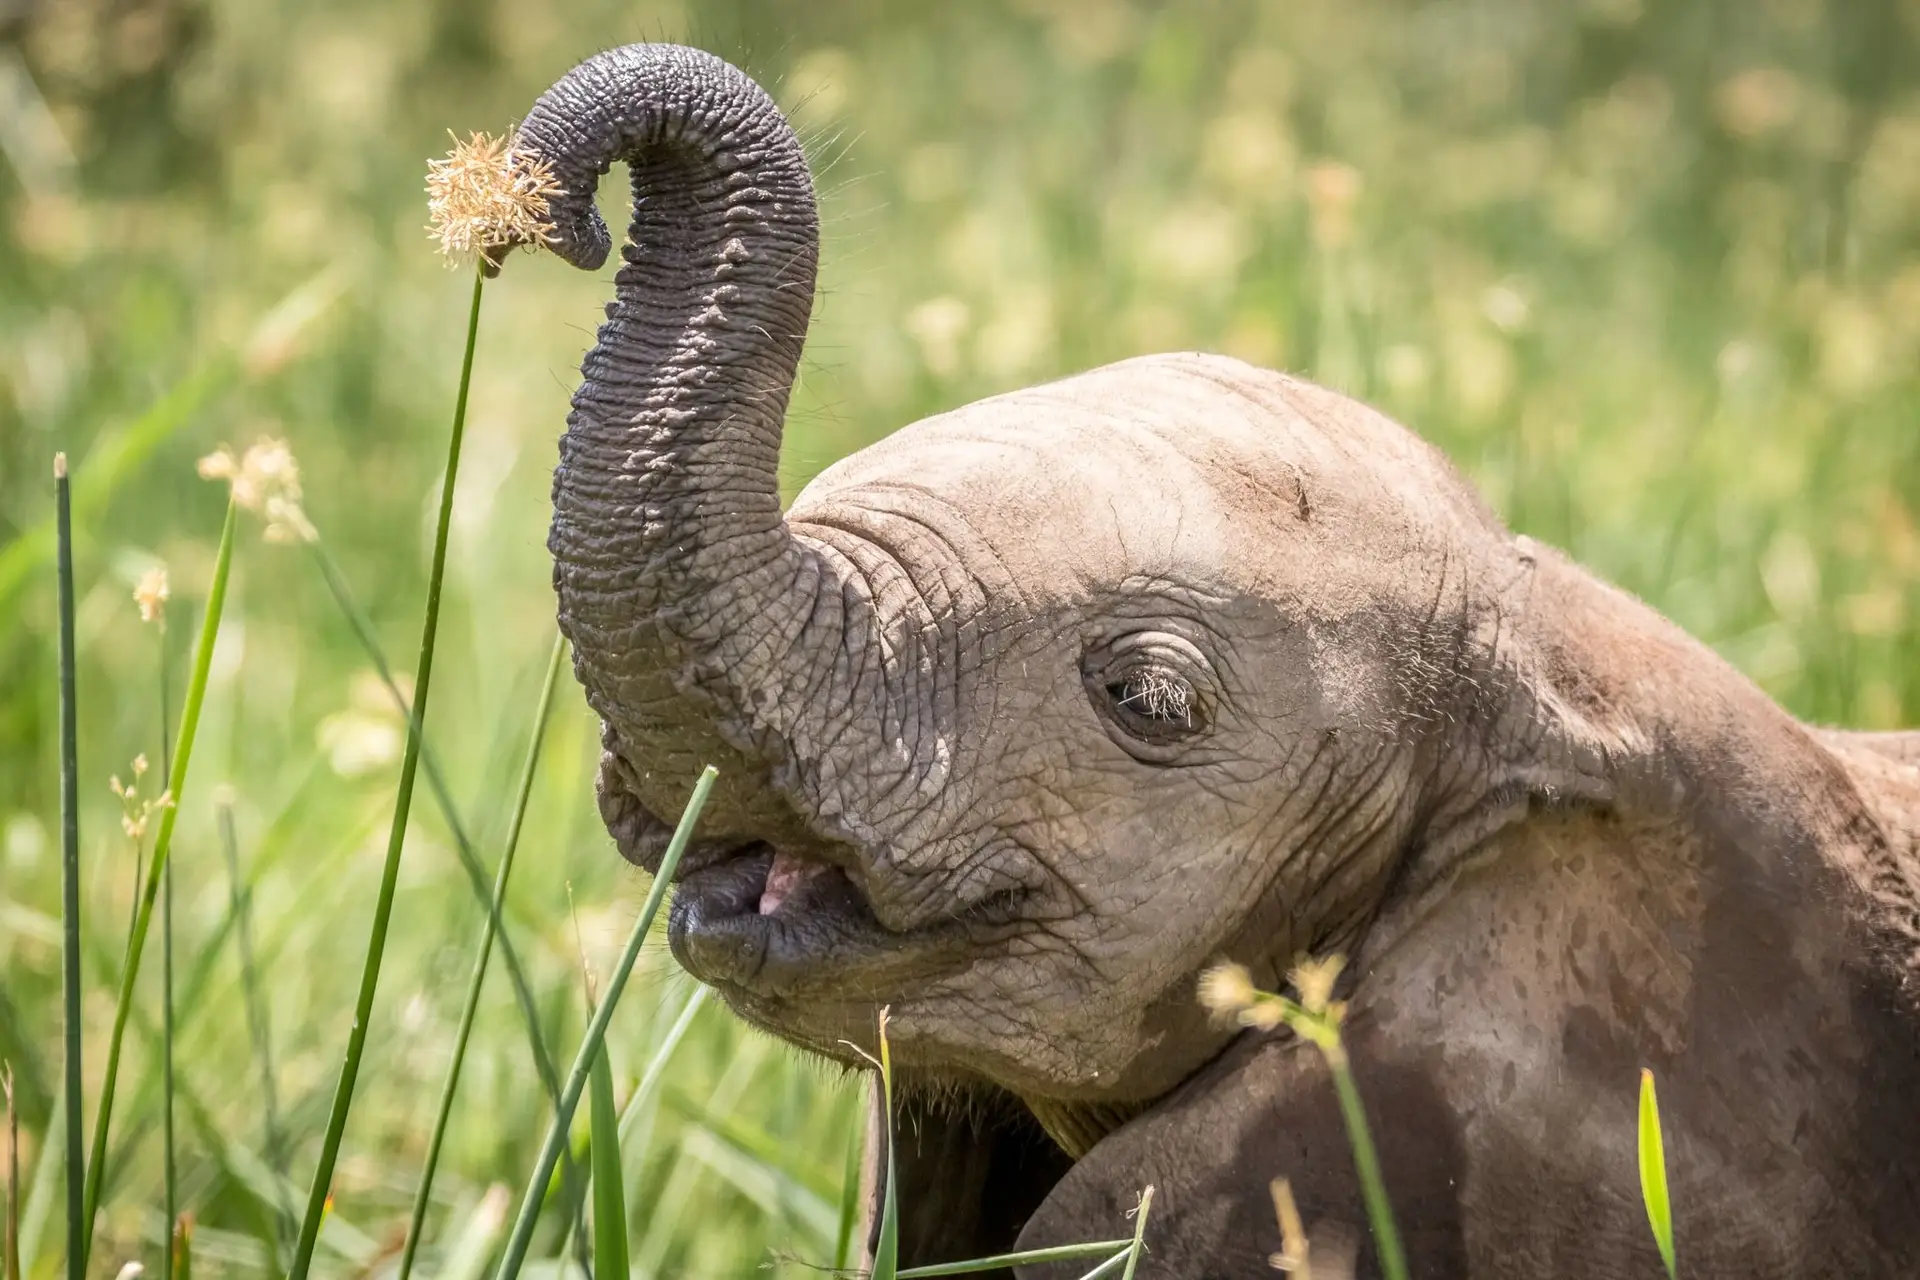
[[797, 353, 1501, 582], [794, 357, 1339, 585]]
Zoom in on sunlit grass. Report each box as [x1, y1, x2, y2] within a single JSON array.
[[1639, 1069, 1678, 1280], [287, 264, 485, 1280], [1, 3, 1915, 1277]]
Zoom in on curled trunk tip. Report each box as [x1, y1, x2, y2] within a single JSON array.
[[511, 43, 816, 275]]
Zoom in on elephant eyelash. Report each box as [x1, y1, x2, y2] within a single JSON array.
[[1109, 668, 1194, 728]]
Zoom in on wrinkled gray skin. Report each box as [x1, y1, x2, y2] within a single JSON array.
[[508, 44, 1920, 1278]]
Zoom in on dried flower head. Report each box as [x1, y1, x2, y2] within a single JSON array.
[[1288, 953, 1346, 1016], [1269, 1178, 1310, 1275], [1268, 1181, 1359, 1280], [109, 755, 171, 843], [134, 566, 169, 625], [199, 438, 317, 543], [426, 130, 561, 268], [1198, 961, 1258, 1020]]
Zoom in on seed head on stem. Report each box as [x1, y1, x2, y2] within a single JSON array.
[[426, 131, 561, 272], [134, 567, 169, 627], [199, 439, 317, 543]]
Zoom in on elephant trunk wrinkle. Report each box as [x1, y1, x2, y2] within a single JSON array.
[[507, 44, 915, 845]]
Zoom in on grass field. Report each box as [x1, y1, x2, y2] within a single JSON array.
[[1, 0, 1916, 1275]]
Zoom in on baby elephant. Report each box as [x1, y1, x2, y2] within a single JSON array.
[[505, 44, 1920, 1279]]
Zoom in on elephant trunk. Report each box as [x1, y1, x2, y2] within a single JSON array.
[[512, 44, 857, 836]]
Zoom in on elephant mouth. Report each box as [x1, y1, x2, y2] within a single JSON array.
[[604, 780, 1029, 1010], [665, 841, 899, 991], [601, 779, 899, 989]]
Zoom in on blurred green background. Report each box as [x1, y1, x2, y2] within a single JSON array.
[[1, 0, 1916, 1274]]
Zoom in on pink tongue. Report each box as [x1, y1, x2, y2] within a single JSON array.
[[759, 851, 827, 915]]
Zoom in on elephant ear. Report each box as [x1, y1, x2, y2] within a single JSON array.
[[861, 1081, 1074, 1275]]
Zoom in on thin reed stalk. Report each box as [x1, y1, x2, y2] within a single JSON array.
[[157, 586, 177, 1280], [1118, 1186, 1153, 1280], [306, 504, 595, 1280], [490, 766, 718, 1280], [893, 1240, 1136, 1278], [79, 497, 238, 1272], [306, 539, 559, 1091], [286, 267, 484, 1280], [1327, 1056, 1405, 1280], [53, 455, 82, 1280], [1072, 1247, 1138, 1280], [394, 634, 565, 1280]]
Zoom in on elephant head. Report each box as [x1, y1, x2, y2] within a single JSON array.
[[505, 44, 1920, 1278], [508, 41, 1587, 1117]]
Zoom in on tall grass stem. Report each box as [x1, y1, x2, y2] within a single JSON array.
[[491, 765, 718, 1280], [893, 1240, 1136, 1277], [394, 634, 564, 1280], [1328, 1060, 1408, 1280], [286, 265, 485, 1280], [305, 539, 559, 1088], [159, 610, 176, 1280], [53, 455, 82, 1280], [218, 799, 292, 1261], [1073, 1248, 1137, 1280], [78, 496, 238, 1272], [1118, 1186, 1153, 1280], [307, 539, 594, 1275], [870, 1011, 898, 1280]]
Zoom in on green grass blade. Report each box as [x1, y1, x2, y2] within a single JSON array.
[[871, 1013, 899, 1280], [612, 985, 707, 1148], [53, 455, 82, 1280], [1119, 1186, 1153, 1280], [437, 1189, 510, 1280], [5, 1063, 19, 1280], [657, 1086, 839, 1207], [588, 1044, 628, 1280], [491, 765, 717, 1280], [394, 634, 565, 1280], [1072, 1248, 1135, 1280], [77, 496, 236, 1273], [172, 1213, 191, 1280], [305, 543, 592, 1274], [159, 606, 176, 1280], [16, 1090, 61, 1276], [1638, 1068, 1677, 1280], [1328, 1057, 1409, 1280], [306, 538, 560, 1095], [307, 542, 593, 1269], [660, 1088, 839, 1246], [218, 798, 293, 1264], [286, 266, 485, 1280], [894, 1240, 1136, 1277], [107, 967, 297, 1272], [4, 370, 226, 625], [0, 268, 344, 627], [833, 1115, 861, 1272]]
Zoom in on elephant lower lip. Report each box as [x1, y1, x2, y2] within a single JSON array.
[[666, 843, 879, 989]]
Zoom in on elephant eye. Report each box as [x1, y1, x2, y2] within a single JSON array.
[[1083, 631, 1216, 761], [1103, 665, 1201, 742]]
